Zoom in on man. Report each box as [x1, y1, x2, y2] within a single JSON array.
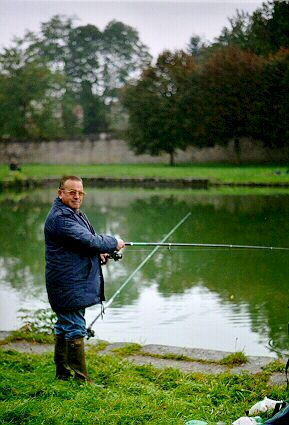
[[44, 175, 125, 382]]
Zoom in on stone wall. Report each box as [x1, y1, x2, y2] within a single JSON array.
[[0, 134, 287, 164]]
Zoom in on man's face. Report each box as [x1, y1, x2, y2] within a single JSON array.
[[58, 179, 85, 211]]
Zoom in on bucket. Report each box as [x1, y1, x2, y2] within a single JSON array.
[[185, 421, 208, 425]]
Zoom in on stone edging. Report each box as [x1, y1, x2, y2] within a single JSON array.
[[1, 177, 289, 190], [0, 334, 286, 386]]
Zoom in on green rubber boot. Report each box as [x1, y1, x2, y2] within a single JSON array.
[[54, 334, 72, 380], [66, 337, 88, 382]]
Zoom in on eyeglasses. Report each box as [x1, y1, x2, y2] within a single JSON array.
[[61, 189, 86, 197]]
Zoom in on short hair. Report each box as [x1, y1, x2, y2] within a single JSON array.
[[59, 176, 83, 189]]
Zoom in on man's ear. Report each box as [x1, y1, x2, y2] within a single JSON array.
[[58, 189, 62, 199]]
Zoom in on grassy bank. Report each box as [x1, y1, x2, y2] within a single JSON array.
[[0, 342, 286, 425], [0, 163, 289, 185]]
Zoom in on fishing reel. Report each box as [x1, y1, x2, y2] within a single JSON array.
[[109, 251, 123, 261], [86, 327, 95, 339]]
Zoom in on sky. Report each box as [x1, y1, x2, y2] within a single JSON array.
[[0, 0, 263, 57]]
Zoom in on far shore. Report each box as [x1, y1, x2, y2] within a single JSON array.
[[1, 175, 289, 191]]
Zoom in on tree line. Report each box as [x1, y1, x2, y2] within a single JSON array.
[[123, 0, 289, 164], [0, 0, 288, 164]]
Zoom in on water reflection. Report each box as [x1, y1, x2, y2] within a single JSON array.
[[0, 188, 288, 356]]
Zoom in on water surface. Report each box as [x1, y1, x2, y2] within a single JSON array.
[[0, 187, 288, 356]]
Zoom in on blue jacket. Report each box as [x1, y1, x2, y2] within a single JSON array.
[[44, 197, 118, 312]]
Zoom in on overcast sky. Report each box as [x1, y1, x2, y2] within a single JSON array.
[[0, 0, 263, 57]]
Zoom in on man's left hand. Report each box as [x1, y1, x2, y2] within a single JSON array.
[[100, 253, 110, 265]]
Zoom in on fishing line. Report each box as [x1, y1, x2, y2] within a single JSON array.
[[267, 339, 289, 357], [86, 212, 191, 338]]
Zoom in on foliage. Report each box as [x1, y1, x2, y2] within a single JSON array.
[[186, 35, 208, 63], [17, 308, 57, 335], [112, 343, 142, 356], [123, 2, 289, 160], [123, 50, 199, 165], [220, 352, 248, 366], [197, 46, 265, 156], [31, 16, 151, 126], [252, 48, 289, 147], [0, 15, 151, 138], [0, 41, 65, 139], [0, 309, 56, 344], [215, 9, 252, 51], [101, 20, 152, 97], [3, 330, 55, 345], [215, 0, 289, 56], [263, 360, 285, 374], [80, 80, 108, 133]]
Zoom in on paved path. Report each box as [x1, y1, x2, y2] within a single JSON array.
[[0, 331, 286, 386]]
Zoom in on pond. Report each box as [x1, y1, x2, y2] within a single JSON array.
[[0, 187, 288, 357]]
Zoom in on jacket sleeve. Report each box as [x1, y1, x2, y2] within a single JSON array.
[[51, 213, 118, 254]]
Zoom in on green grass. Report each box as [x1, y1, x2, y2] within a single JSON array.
[[0, 163, 289, 185], [0, 346, 287, 425], [0, 330, 54, 345], [220, 352, 248, 366]]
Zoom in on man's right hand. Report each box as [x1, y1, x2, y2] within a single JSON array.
[[116, 239, 125, 251]]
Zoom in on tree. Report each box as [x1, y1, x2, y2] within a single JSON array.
[[186, 35, 209, 64], [65, 24, 102, 88], [65, 24, 105, 133], [215, 1, 289, 57], [215, 10, 252, 51], [0, 41, 65, 138], [0, 15, 152, 138], [248, 1, 289, 55], [25, 16, 151, 134], [80, 81, 107, 133], [101, 20, 151, 99], [253, 49, 289, 148], [61, 91, 82, 137], [267, 1, 289, 53], [123, 51, 198, 165], [198, 46, 264, 160], [26, 15, 74, 72]]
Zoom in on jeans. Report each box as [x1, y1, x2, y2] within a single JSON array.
[[55, 309, 87, 340]]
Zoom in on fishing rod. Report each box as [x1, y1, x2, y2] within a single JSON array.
[[86, 212, 191, 338], [108, 242, 289, 262], [124, 242, 289, 251]]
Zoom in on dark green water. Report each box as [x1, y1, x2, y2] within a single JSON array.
[[0, 187, 288, 356]]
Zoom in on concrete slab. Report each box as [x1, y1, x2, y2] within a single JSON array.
[[269, 373, 287, 387], [0, 331, 12, 340], [1, 341, 53, 354], [140, 344, 232, 361], [231, 356, 276, 375], [127, 355, 228, 375]]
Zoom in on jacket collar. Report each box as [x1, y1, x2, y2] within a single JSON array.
[[54, 197, 94, 233], [54, 197, 77, 214]]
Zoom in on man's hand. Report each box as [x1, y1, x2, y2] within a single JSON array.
[[100, 253, 110, 265], [116, 239, 125, 251], [101, 239, 124, 265]]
